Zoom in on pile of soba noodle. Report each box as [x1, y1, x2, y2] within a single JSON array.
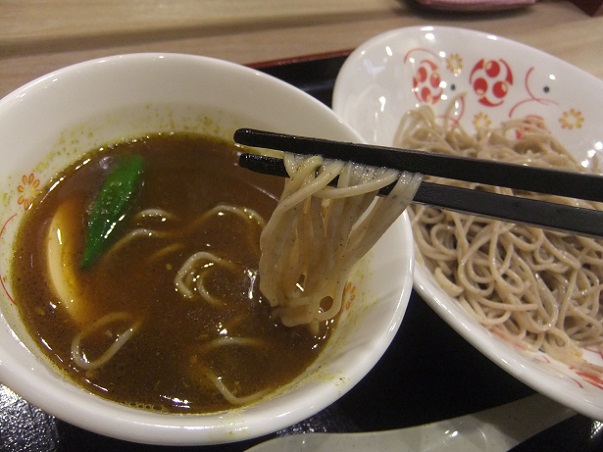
[[258, 153, 422, 333], [394, 98, 603, 368]]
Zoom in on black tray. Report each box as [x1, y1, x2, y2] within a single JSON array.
[[1, 54, 601, 452]]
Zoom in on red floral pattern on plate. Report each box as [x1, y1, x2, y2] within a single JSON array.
[[0, 171, 43, 304], [401, 46, 584, 133], [17, 172, 41, 210]]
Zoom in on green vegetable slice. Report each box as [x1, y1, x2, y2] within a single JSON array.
[[81, 154, 144, 268]]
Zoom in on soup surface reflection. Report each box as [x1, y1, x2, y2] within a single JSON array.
[[12, 133, 332, 413]]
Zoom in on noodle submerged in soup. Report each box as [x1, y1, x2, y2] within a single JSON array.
[[11, 133, 332, 413]]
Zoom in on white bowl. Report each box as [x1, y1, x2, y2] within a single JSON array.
[[333, 26, 603, 421], [0, 54, 415, 445]]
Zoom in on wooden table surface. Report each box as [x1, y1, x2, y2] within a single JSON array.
[[1, 0, 602, 99]]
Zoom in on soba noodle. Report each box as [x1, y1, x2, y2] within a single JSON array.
[[258, 152, 422, 333], [394, 99, 603, 368], [71, 312, 142, 371]]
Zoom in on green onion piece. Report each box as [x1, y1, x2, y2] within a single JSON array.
[[81, 154, 144, 269]]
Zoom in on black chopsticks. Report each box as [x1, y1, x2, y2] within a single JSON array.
[[234, 128, 603, 203], [234, 128, 603, 238]]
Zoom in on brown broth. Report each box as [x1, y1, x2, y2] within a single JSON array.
[[11, 133, 332, 413]]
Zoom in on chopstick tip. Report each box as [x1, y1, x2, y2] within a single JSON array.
[[233, 128, 260, 145]]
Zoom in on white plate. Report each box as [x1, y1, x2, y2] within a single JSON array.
[[333, 26, 603, 421]]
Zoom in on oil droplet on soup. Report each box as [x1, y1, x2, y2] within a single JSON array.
[[11, 133, 333, 413]]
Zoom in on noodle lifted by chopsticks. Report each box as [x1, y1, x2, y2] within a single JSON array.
[[259, 153, 422, 334]]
